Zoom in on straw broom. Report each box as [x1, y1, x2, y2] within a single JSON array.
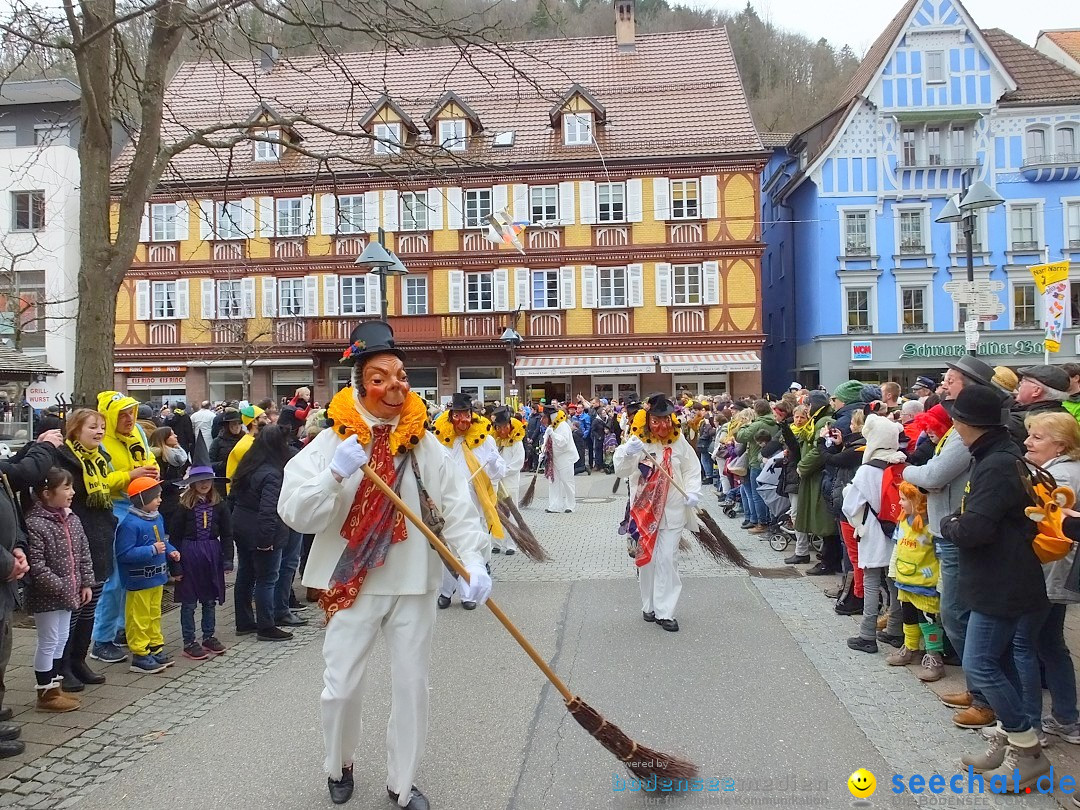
[[360, 463, 696, 780], [639, 450, 798, 580], [520, 455, 543, 508]]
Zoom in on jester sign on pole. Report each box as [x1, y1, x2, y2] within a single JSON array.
[[1029, 261, 1069, 358]]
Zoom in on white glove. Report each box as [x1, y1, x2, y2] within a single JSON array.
[[330, 435, 369, 480], [458, 563, 492, 606], [685, 492, 700, 508], [623, 435, 645, 457], [475, 441, 499, 470]]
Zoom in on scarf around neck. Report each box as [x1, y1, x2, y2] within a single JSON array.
[[66, 438, 113, 510]]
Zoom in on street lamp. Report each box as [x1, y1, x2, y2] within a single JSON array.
[[935, 177, 1005, 355], [500, 316, 524, 407], [354, 229, 408, 321]]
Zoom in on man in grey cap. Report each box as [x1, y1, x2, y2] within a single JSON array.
[[1013, 365, 1069, 419]]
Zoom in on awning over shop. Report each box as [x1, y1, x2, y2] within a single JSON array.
[[515, 354, 656, 377], [658, 352, 761, 373], [0, 346, 61, 379]]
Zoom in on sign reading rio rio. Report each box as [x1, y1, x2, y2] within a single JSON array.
[[900, 340, 1046, 359]]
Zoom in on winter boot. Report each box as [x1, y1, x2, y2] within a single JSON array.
[[68, 615, 105, 685], [825, 572, 852, 600], [35, 682, 79, 713], [916, 621, 945, 681], [834, 593, 864, 616], [961, 723, 1006, 772], [983, 732, 1051, 792], [54, 652, 84, 693]]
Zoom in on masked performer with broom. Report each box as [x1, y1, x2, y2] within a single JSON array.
[[613, 393, 701, 633], [432, 393, 507, 609], [278, 322, 490, 809], [491, 408, 525, 550], [541, 404, 578, 513]]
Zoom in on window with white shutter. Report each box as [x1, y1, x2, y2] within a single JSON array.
[[652, 178, 671, 221], [529, 186, 559, 224], [627, 264, 644, 307], [577, 181, 595, 224], [175, 279, 189, 319], [319, 194, 337, 235], [598, 267, 627, 308], [323, 274, 339, 316], [654, 263, 672, 307], [304, 275, 319, 316], [559, 265, 575, 310], [670, 180, 699, 220], [151, 281, 176, 319], [150, 203, 178, 242], [276, 198, 304, 237], [404, 276, 428, 315], [448, 269, 465, 312], [671, 264, 703, 305], [383, 190, 400, 231], [465, 271, 494, 312], [700, 175, 719, 219], [256, 197, 274, 237], [531, 269, 560, 310], [427, 188, 444, 230], [514, 267, 529, 310], [597, 183, 625, 223], [241, 277, 256, 318], [217, 201, 248, 240], [261, 277, 277, 317], [581, 265, 598, 309], [337, 195, 365, 234], [493, 268, 509, 312], [703, 261, 721, 306], [365, 274, 382, 316], [626, 179, 643, 223], [201, 279, 216, 319], [135, 280, 151, 320], [559, 182, 576, 224], [464, 190, 492, 229], [445, 188, 463, 230], [339, 275, 367, 316], [217, 280, 243, 319], [279, 278, 305, 317], [400, 192, 428, 231]]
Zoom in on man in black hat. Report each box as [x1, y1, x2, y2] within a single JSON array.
[[433, 392, 506, 609], [939, 385, 1050, 789], [539, 403, 578, 513], [911, 376, 936, 400], [279, 321, 488, 810], [613, 393, 701, 632]]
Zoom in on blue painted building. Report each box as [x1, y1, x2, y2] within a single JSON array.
[[762, 0, 1080, 393]]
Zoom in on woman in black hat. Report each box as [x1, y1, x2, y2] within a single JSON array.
[[613, 393, 702, 632]]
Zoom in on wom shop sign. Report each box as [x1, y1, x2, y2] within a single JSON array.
[[851, 341, 873, 361]]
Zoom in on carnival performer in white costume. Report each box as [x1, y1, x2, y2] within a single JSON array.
[[490, 406, 525, 554], [540, 404, 578, 513]]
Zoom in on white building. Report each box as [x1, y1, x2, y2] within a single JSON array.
[[0, 79, 81, 398]]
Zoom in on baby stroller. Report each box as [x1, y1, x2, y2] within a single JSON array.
[[719, 441, 744, 518], [756, 444, 796, 550], [602, 432, 617, 474]]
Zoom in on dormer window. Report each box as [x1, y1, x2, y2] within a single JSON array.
[[564, 112, 593, 146], [254, 129, 281, 162], [439, 119, 467, 151], [374, 123, 402, 155]]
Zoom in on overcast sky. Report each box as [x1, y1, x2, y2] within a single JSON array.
[[683, 0, 1075, 53]]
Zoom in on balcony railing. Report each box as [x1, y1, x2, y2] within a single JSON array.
[[1022, 152, 1080, 168], [273, 237, 307, 259], [1011, 241, 1039, 252], [334, 235, 367, 256], [461, 231, 491, 252], [527, 228, 562, 250], [847, 324, 872, 335], [528, 312, 563, 337], [212, 241, 245, 261], [274, 318, 307, 343], [595, 309, 632, 336], [669, 222, 704, 244], [845, 243, 870, 257], [594, 225, 630, 247], [900, 158, 980, 170], [148, 321, 177, 344], [396, 232, 430, 254], [310, 314, 504, 344], [147, 243, 178, 263], [670, 308, 706, 333], [902, 322, 928, 333]]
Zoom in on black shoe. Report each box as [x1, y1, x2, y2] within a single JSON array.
[[877, 632, 905, 649], [834, 596, 864, 616], [71, 660, 105, 685], [437, 595, 451, 610], [0, 740, 24, 759], [462, 601, 477, 610], [656, 618, 680, 632], [388, 785, 430, 810], [276, 612, 308, 627], [236, 626, 258, 636], [328, 765, 354, 805], [56, 666, 84, 693], [0, 724, 20, 741], [847, 636, 878, 654], [942, 652, 963, 667], [0, 708, 10, 722], [504, 548, 516, 556], [492, 546, 502, 554], [740, 520, 753, 529], [784, 554, 810, 565], [257, 627, 293, 641], [806, 563, 839, 576], [642, 611, 655, 623]]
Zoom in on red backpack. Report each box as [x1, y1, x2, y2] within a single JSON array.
[[865, 459, 908, 535]]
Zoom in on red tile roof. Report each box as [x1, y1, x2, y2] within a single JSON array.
[[116, 28, 764, 186], [983, 28, 1080, 106], [1044, 30, 1080, 64]]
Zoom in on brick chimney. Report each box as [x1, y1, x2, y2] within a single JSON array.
[[615, 0, 636, 53], [259, 43, 279, 74]]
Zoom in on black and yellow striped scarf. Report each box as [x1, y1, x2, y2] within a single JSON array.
[[66, 439, 113, 510]]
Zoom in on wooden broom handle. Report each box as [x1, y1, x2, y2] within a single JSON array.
[[641, 448, 689, 499], [359, 463, 573, 702]]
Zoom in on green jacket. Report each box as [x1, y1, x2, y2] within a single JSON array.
[[794, 406, 838, 537], [736, 413, 779, 469]]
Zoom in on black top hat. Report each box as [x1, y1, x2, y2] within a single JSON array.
[[950, 385, 1009, 428], [491, 406, 512, 426], [946, 355, 995, 388], [541, 404, 558, 416], [624, 394, 642, 417], [341, 320, 406, 366], [222, 408, 242, 423], [644, 393, 675, 417], [448, 392, 473, 412]]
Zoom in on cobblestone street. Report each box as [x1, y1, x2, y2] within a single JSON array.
[[0, 471, 1076, 808]]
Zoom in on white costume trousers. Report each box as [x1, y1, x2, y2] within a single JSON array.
[[638, 525, 682, 620], [546, 468, 576, 513], [321, 592, 435, 805]]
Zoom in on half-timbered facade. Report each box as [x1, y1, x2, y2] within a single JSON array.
[[112, 5, 767, 406]]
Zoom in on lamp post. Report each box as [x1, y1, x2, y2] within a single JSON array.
[[354, 227, 408, 321], [935, 176, 1005, 355], [500, 308, 524, 408]]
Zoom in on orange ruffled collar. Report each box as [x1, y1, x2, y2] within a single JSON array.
[[325, 387, 428, 456]]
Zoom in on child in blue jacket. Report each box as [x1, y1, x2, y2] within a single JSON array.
[[115, 478, 179, 674]]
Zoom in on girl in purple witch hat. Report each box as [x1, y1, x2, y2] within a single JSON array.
[[168, 462, 233, 660]]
